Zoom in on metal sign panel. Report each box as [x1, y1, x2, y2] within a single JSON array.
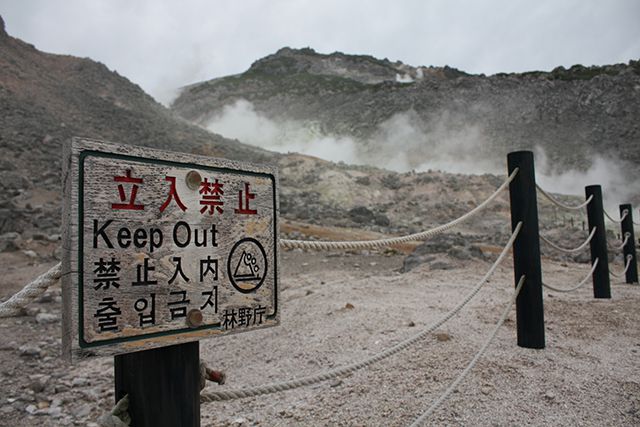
[[62, 138, 279, 361]]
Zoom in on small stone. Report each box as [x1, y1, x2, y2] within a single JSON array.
[[28, 380, 45, 393], [26, 404, 38, 414], [407, 321, 416, 327], [37, 293, 54, 304], [0, 232, 21, 252], [48, 406, 62, 417], [345, 303, 355, 309], [544, 391, 556, 400], [36, 313, 58, 324], [22, 250, 38, 258], [430, 261, 453, 270], [435, 333, 451, 342], [232, 417, 248, 425], [72, 403, 91, 418], [25, 306, 41, 316], [19, 345, 42, 357], [71, 377, 89, 387], [330, 379, 343, 387], [481, 385, 492, 395]]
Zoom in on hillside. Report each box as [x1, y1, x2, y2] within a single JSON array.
[[0, 16, 276, 236], [0, 16, 603, 266], [172, 47, 640, 173]]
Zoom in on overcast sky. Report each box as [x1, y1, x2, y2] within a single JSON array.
[[2, 0, 639, 104]]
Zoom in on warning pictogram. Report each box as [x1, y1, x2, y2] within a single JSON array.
[[228, 238, 267, 293]]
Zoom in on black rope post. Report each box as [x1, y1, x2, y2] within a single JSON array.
[[507, 151, 545, 349], [585, 186, 611, 298], [115, 342, 200, 427], [619, 204, 638, 284]]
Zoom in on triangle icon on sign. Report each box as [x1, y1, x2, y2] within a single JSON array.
[[233, 251, 260, 281]]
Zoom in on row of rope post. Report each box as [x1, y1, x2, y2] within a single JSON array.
[[535, 176, 639, 289], [1, 150, 639, 426]]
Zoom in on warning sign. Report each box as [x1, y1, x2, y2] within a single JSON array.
[[228, 238, 267, 293], [61, 138, 279, 360]]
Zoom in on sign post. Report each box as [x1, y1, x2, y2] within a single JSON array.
[[62, 138, 279, 425], [114, 342, 200, 426]]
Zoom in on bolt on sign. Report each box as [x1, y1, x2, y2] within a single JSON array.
[[62, 138, 279, 361]]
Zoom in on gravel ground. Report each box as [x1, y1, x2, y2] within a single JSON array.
[[1, 248, 639, 426]]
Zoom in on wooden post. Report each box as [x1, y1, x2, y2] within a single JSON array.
[[585, 186, 611, 298], [115, 342, 200, 427], [507, 151, 545, 349], [619, 204, 638, 284]]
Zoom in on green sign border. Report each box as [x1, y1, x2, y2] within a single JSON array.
[[78, 150, 278, 348]]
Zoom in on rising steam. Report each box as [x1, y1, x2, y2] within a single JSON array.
[[206, 99, 639, 213]]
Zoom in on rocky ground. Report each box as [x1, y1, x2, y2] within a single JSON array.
[[1, 232, 638, 426], [1, 15, 638, 426]]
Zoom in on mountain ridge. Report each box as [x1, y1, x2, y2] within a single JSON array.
[[172, 47, 640, 173], [0, 19, 277, 235]]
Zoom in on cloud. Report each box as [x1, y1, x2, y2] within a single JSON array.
[[2, 0, 639, 104]]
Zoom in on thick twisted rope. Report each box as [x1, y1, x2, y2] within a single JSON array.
[[610, 255, 634, 279], [536, 185, 593, 211], [609, 233, 631, 251], [0, 263, 62, 317], [604, 209, 628, 224], [200, 223, 522, 403], [539, 227, 596, 254], [279, 169, 518, 251], [2, 172, 517, 314], [97, 394, 131, 427], [0, 170, 514, 317], [542, 258, 598, 293], [409, 275, 525, 426]]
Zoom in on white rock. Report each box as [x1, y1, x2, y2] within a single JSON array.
[[72, 403, 91, 418], [22, 250, 38, 258], [19, 345, 41, 357], [71, 377, 89, 387], [36, 313, 58, 324]]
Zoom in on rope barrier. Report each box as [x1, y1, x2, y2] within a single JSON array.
[[200, 223, 523, 403], [279, 169, 518, 251], [611, 255, 634, 279], [604, 209, 628, 224], [97, 394, 131, 427], [539, 227, 596, 254], [409, 275, 525, 426], [536, 185, 593, 211], [0, 172, 519, 316], [542, 259, 598, 293], [609, 233, 630, 251], [0, 263, 62, 318]]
